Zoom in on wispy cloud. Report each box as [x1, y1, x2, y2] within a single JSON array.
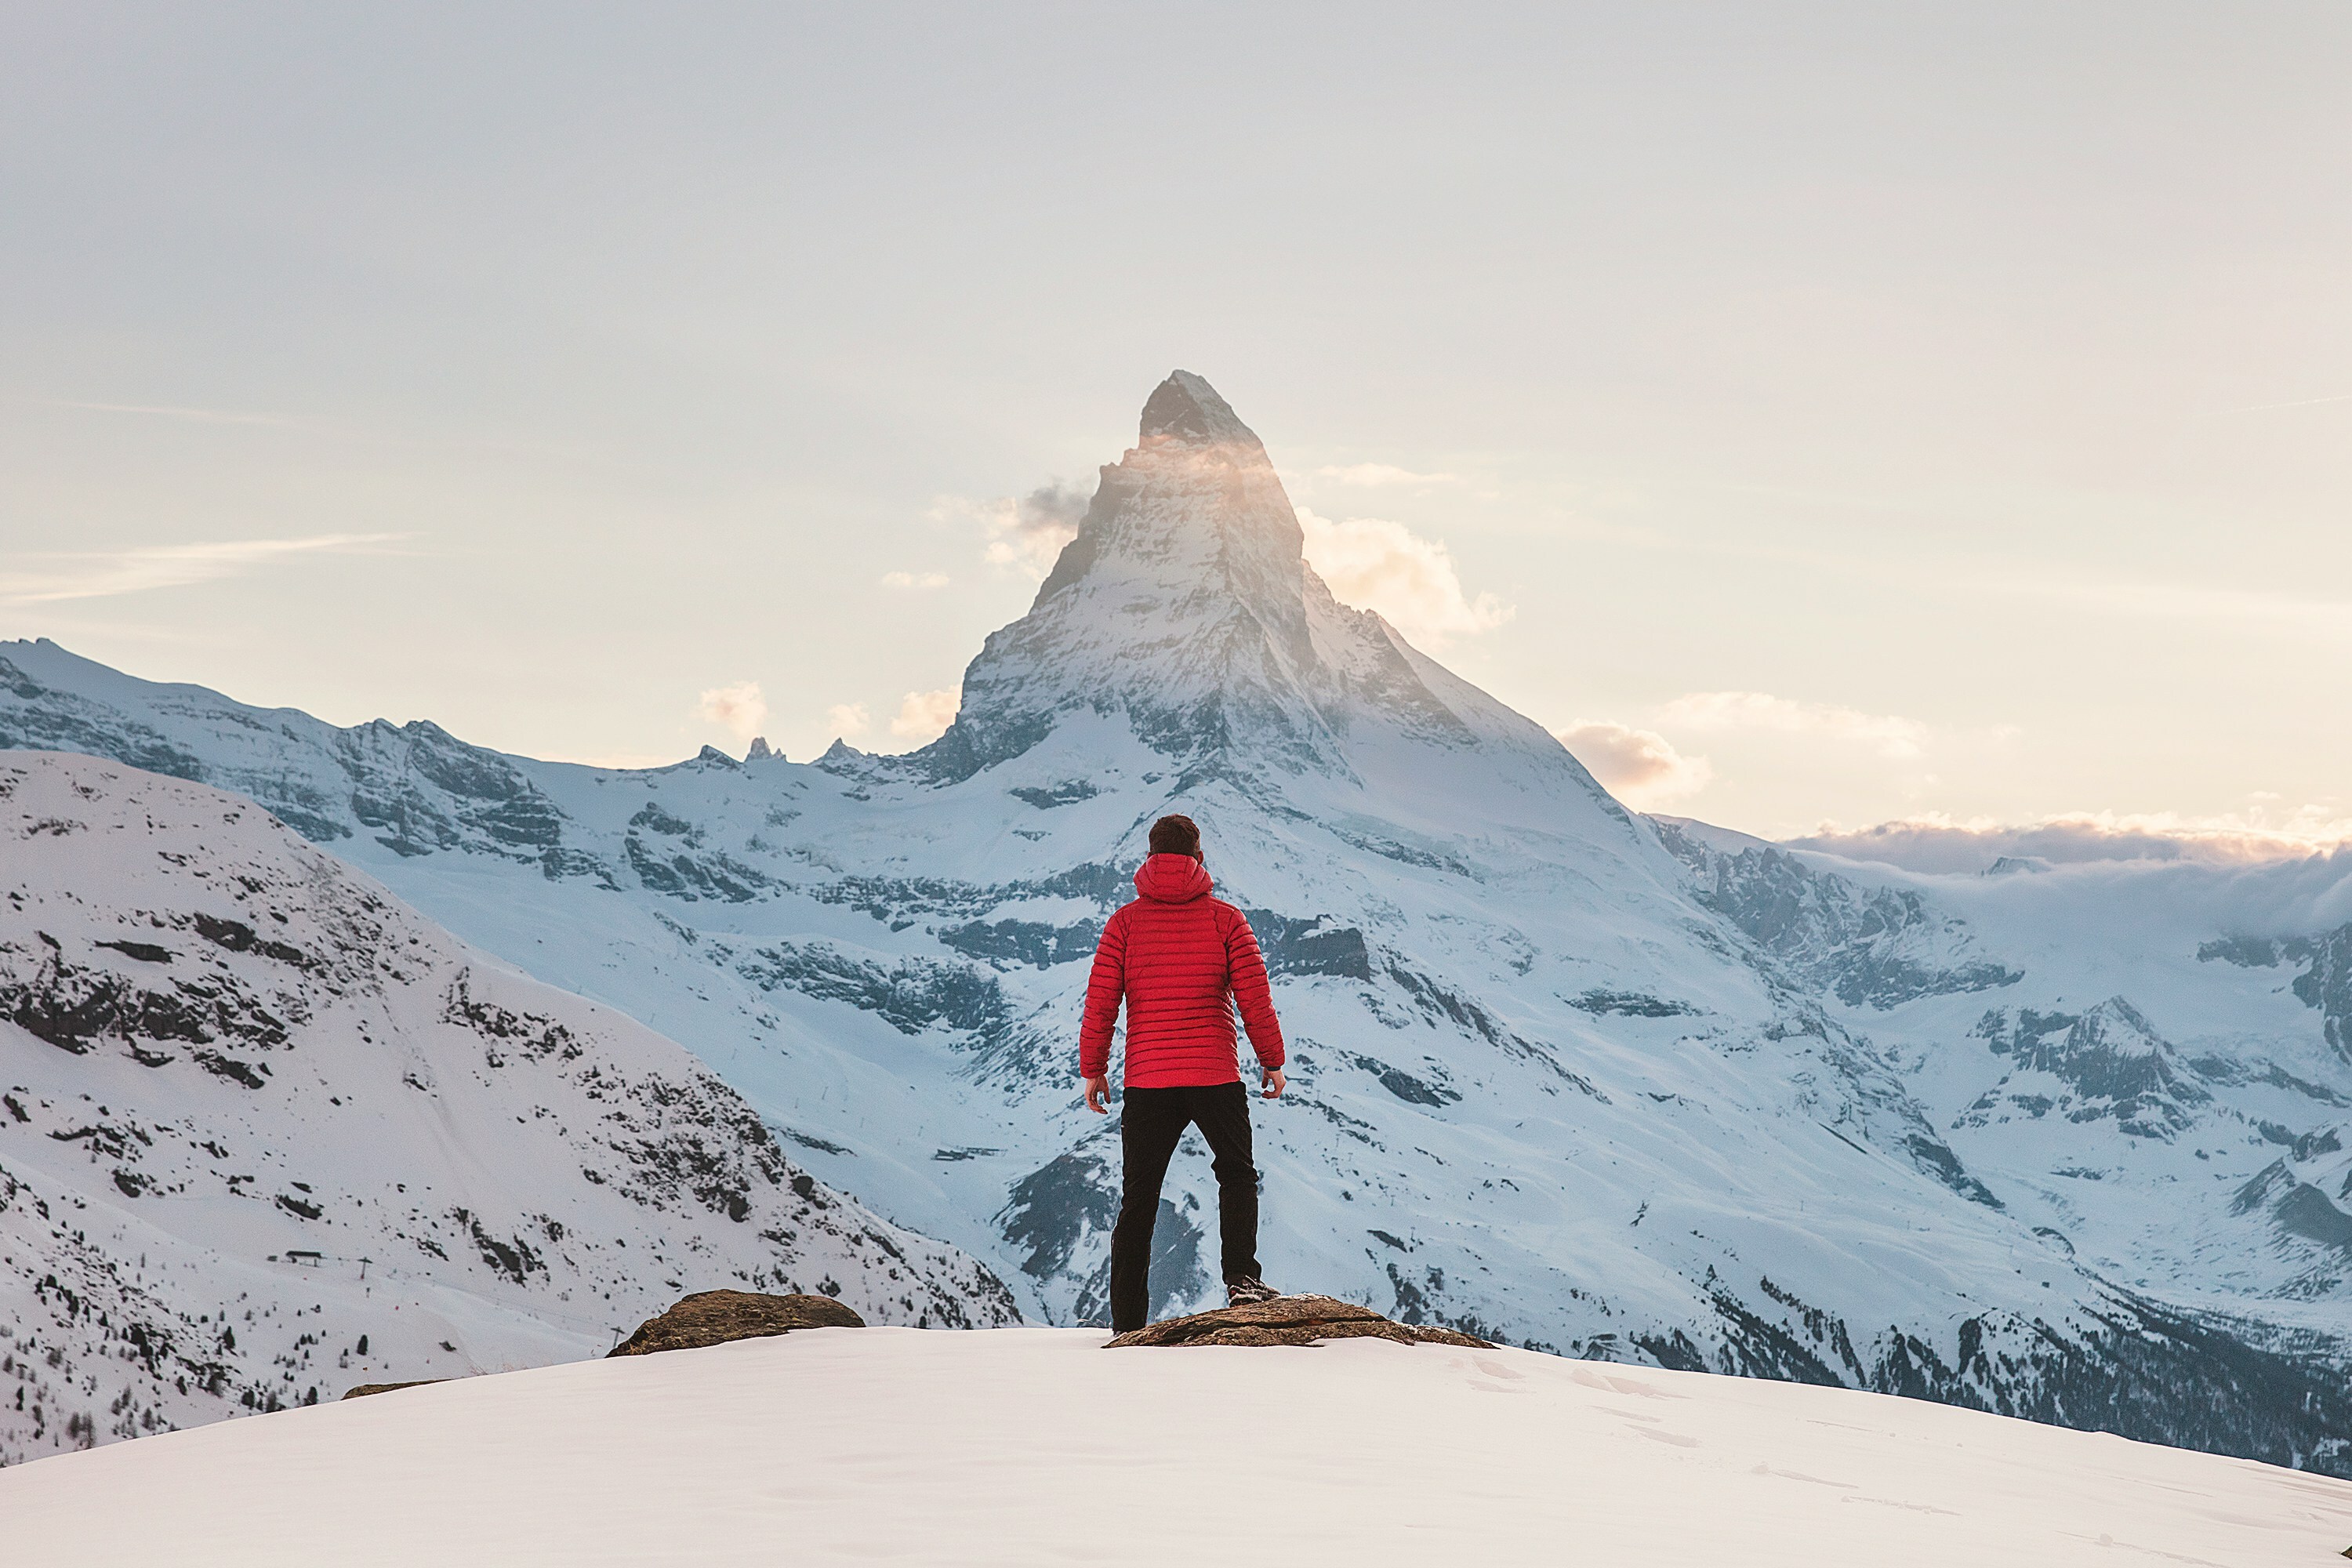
[[2201, 392, 2352, 416], [826, 702, 871, 739], [695, 681, 767, 742], [1297, 508, 1512, 649], [1657, 691, 1931, 760], [1553, 720, 1712, 808], [880, 571, 949, 590], [934, 480, 1092, 580], [45, 399, 311, 430], [1311, 463, 1461, 489], [0, 534, 407, 606], [888, 688, 960, 742]]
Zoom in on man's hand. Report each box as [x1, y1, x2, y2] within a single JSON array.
[[1082, 1075, 1110, 1114], [1261, 1067, 1286, 1100]]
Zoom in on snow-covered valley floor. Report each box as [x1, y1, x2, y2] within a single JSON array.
[[4, 1329, 2347, 1566]]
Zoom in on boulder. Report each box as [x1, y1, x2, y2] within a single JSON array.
[[1105, 1294, 1491, 1349], [608, 1290, 865, 1357], [341, 1380, 444, 1400]]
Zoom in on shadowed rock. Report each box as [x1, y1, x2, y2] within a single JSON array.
[[341, 1380, 444, 1400], [608, 1290, 865, 1357], [1105, 1294, 1490, 1349]]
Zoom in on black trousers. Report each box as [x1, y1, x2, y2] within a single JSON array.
[[1109, 1080, 1261, 1334]]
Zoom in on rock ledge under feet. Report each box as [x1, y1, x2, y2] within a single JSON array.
[[1105, 1294, 1491, 1348], [609, 1290, 866, 1357]]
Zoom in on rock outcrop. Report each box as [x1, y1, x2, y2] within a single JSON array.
[[341, 1381, 444, 1401], [1105, 1294, 1490, 1349], [608, 1290, 866, 1356]]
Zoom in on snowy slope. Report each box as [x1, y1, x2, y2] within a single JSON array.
[[1665, 829, 2352, 1328], [0, 752, 1015, 1464], [2, 372, 2347, 1472], [2, 1329, 2349, 1566]]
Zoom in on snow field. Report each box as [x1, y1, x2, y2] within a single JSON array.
[[3, 1327, 2348, 1566]]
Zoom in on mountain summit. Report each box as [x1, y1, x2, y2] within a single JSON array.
[[1135, 368, 1265, 449], [930, 372, 1603, 803]]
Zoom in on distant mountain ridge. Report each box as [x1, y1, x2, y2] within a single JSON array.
[[3, 372, 2350, 1474]]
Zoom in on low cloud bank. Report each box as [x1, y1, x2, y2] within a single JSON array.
[[1787, 811, 2352, 873]]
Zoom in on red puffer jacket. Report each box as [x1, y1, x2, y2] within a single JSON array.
[[1078, 854, 1287, 1088]]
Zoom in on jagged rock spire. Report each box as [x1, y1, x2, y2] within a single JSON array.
[[1137, 370, 1265, 452]]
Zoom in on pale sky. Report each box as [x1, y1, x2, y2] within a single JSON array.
[[3, 5, 2347, 847]]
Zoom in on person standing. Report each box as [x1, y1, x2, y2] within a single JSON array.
[[1080, 813, 1286, 1333]]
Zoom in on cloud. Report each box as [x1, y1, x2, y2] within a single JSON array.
[[880, 571, 949, 589], [932, 480, 1092, 580], [0, 534, 405, 605], [1553, 720, 1713, 809], [539, 750, 686, 771], [1656, 691, 1930, 760], [2205, 392, 2352, 416], [1296, 508, 1512, 648], [695, 681, 768, 742], [1311, 463, 1461, 489], [1784, 808, 2352, 873], [889, 688, 960, 742], [47, 399, 308, 429], [826, 702, 871, 738]]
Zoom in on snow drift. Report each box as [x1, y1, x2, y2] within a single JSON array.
[[2, 1328, 2347, 1566]]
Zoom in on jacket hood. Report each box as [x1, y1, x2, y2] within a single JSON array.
[[1134, 853, 1214, 903]]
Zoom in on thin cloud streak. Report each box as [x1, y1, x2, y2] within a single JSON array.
[[2201, 393, 2352, 416], [46, 399, 311, 429], [1310, 463, 1461, 488], [0, 535, 410, 605]]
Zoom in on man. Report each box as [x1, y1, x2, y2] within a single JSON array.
[[1080, 813, 1286, 1333]]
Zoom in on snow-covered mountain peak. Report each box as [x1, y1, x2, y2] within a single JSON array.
[[923, 374, 1610, 808]]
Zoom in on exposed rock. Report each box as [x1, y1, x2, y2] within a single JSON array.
[[341, 1380, 445, 1400], [1105, 1294, 1490, 1349], [609, 1290, 865, 1356]]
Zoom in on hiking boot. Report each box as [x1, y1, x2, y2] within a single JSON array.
[[1225, 1276, 1280, 1307]]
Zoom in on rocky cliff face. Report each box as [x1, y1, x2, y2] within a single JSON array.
[[0, 753, 1016, 1463]]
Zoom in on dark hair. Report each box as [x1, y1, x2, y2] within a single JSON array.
[[1149, 814, 1202, 858]]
